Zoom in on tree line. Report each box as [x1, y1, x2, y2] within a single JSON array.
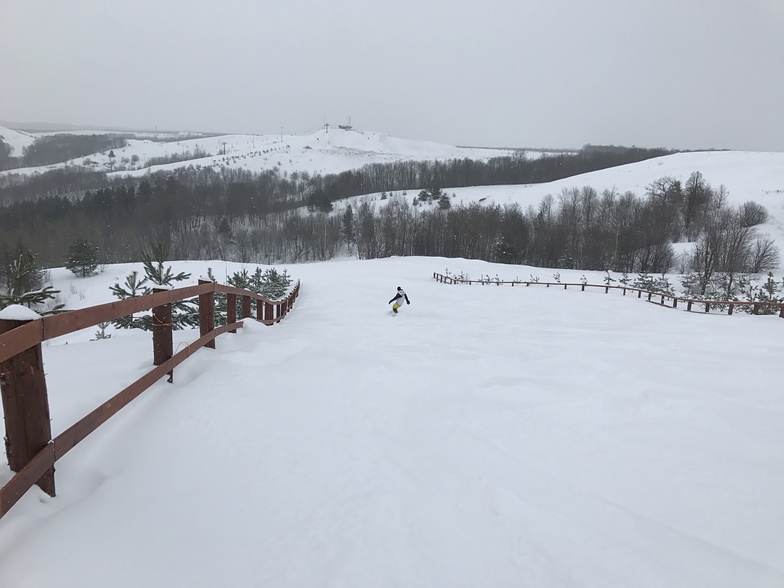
[[0, 146, 673, 265]]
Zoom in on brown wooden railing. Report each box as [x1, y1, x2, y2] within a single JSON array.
[[433, 272, 784, 318], [0, 279, 301, 520]]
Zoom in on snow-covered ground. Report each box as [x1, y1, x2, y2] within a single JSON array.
[[1, 256, 783, 587]]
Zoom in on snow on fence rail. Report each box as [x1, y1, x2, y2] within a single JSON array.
[[0, 279, 301, 520], [433, 272, 784, 318]]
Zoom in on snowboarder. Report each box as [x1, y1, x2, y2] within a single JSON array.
[[388, 286, 410, 314]]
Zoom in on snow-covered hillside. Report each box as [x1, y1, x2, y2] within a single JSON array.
[[0, 125, 36, 156], [343, 150, 784, 259], [0, 126, 525, 178], [450, 151, 784, 210], [1, 256, 783, 587]]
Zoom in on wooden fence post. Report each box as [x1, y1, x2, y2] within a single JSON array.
[[265, 301, 274, 323], [198, 280, 216, 349], [241, 295, 251, 319], [256, 297, 263, 322], [227, 293, 237, 333], [0, 317, 55, 498], [152, 288, 174, 382]]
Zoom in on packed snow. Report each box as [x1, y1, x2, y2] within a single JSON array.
[[1, 256, 783, 587]]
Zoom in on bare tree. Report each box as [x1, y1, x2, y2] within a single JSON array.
[[751, 237, 780, 273]]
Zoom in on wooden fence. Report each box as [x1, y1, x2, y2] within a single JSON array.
[[0, 279, 301, 520], [433, 272, 784, 318]]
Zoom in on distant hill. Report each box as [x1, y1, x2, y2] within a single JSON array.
[[0, 125, 560, 178]]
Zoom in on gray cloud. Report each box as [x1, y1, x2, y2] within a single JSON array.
[[2, 0, 782, 151]]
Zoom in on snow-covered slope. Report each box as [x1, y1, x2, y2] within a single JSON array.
[[344, 150, 784, 254], [0, 125, 36, 156], [0, 256, 783, 587], [452, 151, 784, 208], [0, 127, 525, 178]]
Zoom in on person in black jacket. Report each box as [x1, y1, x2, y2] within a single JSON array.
[[388, 286, 410, 314]]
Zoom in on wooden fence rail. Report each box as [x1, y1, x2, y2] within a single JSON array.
[[432, 272, 784, 318], [0, 279, 301, 520]]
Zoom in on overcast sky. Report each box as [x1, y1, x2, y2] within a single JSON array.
[[2, 0, 783, 151]]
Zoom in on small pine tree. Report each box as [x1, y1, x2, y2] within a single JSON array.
[[3, 249, 43, 295], [0, 250, 63, 313], [742, 272, 784, 315], [91, 322, 112, 340], [227, 268, 252, 290], [632, 272, 655, 292], [143, 246, 198, 329], [251, 268, 292, 300], [141, 245, 191, 287], [679, 272, 701, 298], [65, 239, 99, 277], [110, 270, 151, 329], [110, 245, 197, 331], [0, 285, 63, 312], [654, 275, 674, 296]]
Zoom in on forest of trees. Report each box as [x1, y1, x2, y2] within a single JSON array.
[[0, 145, 779, 303]]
